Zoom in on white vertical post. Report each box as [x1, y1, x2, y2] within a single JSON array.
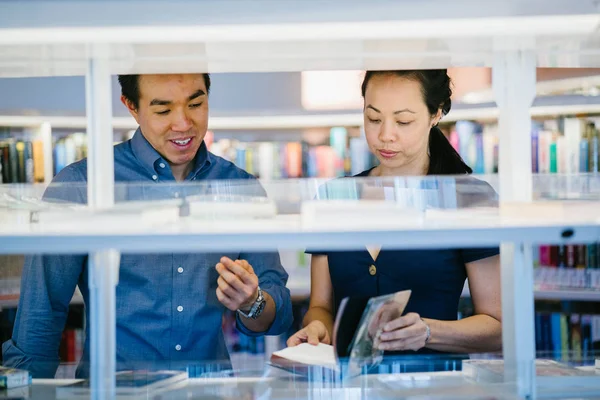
[[85, 44, 120, 400], [493, 49, 537, 399]]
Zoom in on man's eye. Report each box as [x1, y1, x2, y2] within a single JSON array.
[[189, 103, 203, 108], [156, 110, 170, 115]]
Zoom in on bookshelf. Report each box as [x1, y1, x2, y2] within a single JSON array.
[[2, 0, 600, 398]]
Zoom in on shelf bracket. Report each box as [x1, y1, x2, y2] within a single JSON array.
[[85, 45, 120, 400], [493, 48, 537, 399]]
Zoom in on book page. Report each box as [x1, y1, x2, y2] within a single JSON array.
[[270, 343, 337, 368]]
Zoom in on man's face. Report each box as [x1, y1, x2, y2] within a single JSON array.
[[123, 74, 209, 167]]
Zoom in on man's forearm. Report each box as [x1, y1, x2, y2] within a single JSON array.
[[237, 291, 277, 333]]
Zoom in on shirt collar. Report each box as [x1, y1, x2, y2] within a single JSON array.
[[131, 128, 212, 180]]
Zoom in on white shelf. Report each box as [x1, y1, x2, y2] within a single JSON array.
[[1, 1, 599, 77], [1, 212, 600, 254], [531, 289, 600, 301], [3, 99, 600, 132], [461, 286, 600, 302]]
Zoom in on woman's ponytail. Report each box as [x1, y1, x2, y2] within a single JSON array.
[[428, 126, 472, 175]]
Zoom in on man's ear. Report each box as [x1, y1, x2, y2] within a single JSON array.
[[121, 95, 140, 124]]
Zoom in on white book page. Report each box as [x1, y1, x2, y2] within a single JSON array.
[[271, 343, 337, 368]]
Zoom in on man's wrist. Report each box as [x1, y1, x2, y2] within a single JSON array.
[[239, 288, 259, 312], [237, 287, 265, 320]]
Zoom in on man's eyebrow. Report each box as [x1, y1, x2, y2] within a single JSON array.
[[149, 99, 171, 106], [188, 89, 206, 101]]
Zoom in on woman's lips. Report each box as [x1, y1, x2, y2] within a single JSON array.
[[378, 150, 399, 159]]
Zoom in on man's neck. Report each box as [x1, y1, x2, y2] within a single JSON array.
[[171, 161, 194, 182]]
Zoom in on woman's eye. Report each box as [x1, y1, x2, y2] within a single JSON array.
[[368, 118, 381, 124], [397, 121, 411, 126]]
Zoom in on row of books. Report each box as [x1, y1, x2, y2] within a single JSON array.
[[535, 312, 600, 362], [0, 140, 44, 184], [450, 117, 600, 174], [3, 116, 597, 184], [207, 128, 375, 180], [534, 243, 600, 290]]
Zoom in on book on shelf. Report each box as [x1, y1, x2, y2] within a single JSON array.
[[0, 367, 31, 389], [534, 312, 600, 362], [0, 139, 44, 184], [55, 370, 187, 400], [534, 241, 600, 291], [269, 290, 411, 375], [209, 127, 375, 180]]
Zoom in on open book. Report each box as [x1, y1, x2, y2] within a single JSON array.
[[270, 290, 411, 375]]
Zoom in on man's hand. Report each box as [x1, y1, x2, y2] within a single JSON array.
[[215, 257, 259, 311]]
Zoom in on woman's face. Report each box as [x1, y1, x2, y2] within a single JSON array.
[[363, 74, 440, 172]]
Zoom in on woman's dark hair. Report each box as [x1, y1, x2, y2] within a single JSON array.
[[118, 73, 211, 109], [361, 70, 472, 175]]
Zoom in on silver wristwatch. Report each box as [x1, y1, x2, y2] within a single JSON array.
[[237, 286, 266, 320]]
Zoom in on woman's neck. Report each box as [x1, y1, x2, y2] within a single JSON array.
[[372, 154, 429, 177]]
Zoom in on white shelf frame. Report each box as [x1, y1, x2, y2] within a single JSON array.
[[2, 99, 600, 132]]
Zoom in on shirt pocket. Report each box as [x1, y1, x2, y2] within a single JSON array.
[[193, 252, 239, 308]]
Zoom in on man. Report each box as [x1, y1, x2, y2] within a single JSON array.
[[2, 74, 292, 378]]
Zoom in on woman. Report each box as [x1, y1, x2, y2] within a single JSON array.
[[287, 70, 502, 367]]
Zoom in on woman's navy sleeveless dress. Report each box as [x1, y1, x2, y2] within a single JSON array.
[[307, 168, 500, 372]]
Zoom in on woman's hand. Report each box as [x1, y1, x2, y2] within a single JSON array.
[[286, 320, 331, 347], [376, 313, 429, 351]]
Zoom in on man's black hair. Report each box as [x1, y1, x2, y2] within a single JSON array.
[[117, 74, 211, 109]]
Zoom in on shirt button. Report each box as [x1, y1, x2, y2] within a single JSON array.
[[177, 305, 183, 312], [159, 163, 166, 168], [177, 267, 184, 273], [152, 175, 158, 181], [175, 344, 181, 351], [369, 265, 377, 276]]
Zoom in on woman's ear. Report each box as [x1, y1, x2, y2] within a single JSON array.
[[431, 109, 443, 127]]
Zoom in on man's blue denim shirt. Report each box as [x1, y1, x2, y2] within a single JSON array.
[[2, 129, 292, 378]]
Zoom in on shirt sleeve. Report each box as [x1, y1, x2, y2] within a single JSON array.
[[304, 249, 328, 256], [460, 247, 500, 264], [2, 164, 88, 378], [235, 251, 293, 337]]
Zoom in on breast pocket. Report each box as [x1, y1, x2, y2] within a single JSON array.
[[195, 252, 239, 308]]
